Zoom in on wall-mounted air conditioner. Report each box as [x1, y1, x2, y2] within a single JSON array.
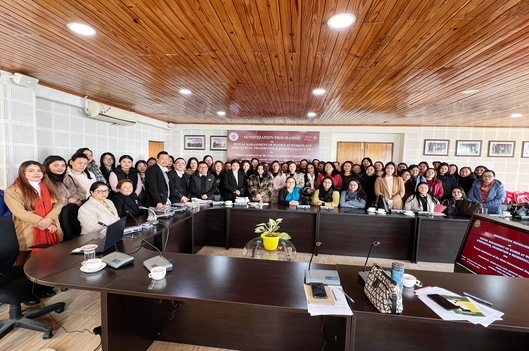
[[83, 97, 137, 126]]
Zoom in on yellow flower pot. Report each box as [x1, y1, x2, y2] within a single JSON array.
[[261, 233, 280, 251]]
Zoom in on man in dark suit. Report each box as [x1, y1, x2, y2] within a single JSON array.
[[189, 162, 217, 200], [221, 159, 247, 201], [144, 151, 171, 209], [168, 157, 190, 203]]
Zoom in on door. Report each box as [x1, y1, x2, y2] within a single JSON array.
[[337, 142, 393, 165], [149, 140, 164, 158]]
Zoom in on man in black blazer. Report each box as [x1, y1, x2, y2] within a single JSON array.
[[221, 159, 247, 201], [189, 162, 217, 200], [144, 151, 171, 209], [168, 157, 190, 203]]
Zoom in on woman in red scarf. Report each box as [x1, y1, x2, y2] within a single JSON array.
[[4, 161, 63, 266]]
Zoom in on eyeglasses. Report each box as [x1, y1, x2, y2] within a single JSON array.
[[93, 189, 109, 194]]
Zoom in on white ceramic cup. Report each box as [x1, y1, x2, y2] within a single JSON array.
[[377, 208, 386, 213], [148, 266, 167, 280], [225, 201, 233, 205], [405, 210, 414, 216], [401, 273, 421, 288], [367, 207, 376, 213], [85, 258, 102, 271]]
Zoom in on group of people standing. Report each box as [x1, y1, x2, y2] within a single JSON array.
[[0, 150, 506, 270]]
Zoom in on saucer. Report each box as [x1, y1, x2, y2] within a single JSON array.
[[404, 212, 415, 217], [80, 262, 106, 273]]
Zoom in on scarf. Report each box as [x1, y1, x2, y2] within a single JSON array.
[[344, 190, 358, 202], [480, 180, 495, 202], [31, 182, 59, 255], [319, 187, 334, 202], [285, 187, 301, 202]]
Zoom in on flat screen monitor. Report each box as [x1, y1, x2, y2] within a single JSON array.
[[454, 214, 529, 278]]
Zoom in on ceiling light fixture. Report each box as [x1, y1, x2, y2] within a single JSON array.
[[179, 89, 191, 95], [327, 14, 356, 29], [217, 111, 226, 116], [67, 23, 96, 36], [461, 89, 480, 94], [307, 112, 317, 118], [312, 88, 326, 95], [511, 113, 523, 118]]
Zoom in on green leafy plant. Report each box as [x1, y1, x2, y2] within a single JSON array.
[[254, 218, 291, 240]]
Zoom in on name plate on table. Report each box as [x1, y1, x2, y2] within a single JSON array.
[[320, 206, 335, 211], [417, 211, 433, 217], [297, 205, 310, 210]]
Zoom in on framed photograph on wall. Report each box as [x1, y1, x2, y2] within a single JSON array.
[[522, 142, 529, 158], [423, 139, 449, 156], [184, 135, 205, 150], [488, 141, 515, 157], [455, 140, 482, 157], [210, 136, 227, 151]]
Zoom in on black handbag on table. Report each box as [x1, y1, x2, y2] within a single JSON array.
[[364, 264, 403, 314]]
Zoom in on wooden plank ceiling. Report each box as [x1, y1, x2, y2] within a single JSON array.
[[1, 0, 529, 127]]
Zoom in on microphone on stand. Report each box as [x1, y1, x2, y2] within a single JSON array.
[[139, 236, 174, 272], [98, 221, 134, 269], [304, 241, 340, 285], [124, 210, 142, 236], [358, 241, 381, 282], [308, 242, 321, 271], [139, 206, 159, 225]]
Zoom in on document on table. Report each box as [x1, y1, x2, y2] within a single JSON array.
[[304, 285, 353, 316], [415, 286, 504, 327]]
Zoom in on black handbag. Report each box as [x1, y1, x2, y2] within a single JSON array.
[[456, 199, 481, 216]]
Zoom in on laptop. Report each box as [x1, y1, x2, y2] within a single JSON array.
[[78, 217, 127, 253]]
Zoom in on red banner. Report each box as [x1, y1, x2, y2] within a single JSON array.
[[227, 130, 320, 163]]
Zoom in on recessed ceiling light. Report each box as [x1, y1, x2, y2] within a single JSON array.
[[307, 112, 317, 118], [461, 89, 480, 94], [67, 23, 96, 36], [511, 113, 523, 118], [179, 89, 191, 95], [312, 88, 326, 95], [327, 14, 356, 29], [217, 111, 226, 116]]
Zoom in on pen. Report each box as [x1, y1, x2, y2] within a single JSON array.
[[463, 292, 492, 306], [338, 288, 355, 303]]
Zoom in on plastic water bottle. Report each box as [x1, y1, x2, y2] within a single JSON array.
[[259, 197, 263, 206]]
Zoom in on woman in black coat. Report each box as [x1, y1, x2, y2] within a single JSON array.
[[109, 179, 145, 218], [361, 165, 378, 208], [436, 163, 457, 201], [221, 160, 247, 201], [457, 166, 477, 195]]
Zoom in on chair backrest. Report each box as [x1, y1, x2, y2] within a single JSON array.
[[59, 204, 82, 241], [0, 216, 19, 270]]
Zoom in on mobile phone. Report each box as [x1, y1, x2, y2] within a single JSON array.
[[311, 283, 328, 299]]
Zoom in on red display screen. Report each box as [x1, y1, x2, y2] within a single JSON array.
[[457, 217, 529, 278]]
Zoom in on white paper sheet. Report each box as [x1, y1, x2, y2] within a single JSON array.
[[305, 285, 353, 316], [415, 286, 503, 327]]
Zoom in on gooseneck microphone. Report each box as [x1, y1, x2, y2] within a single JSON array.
[[359, 241, 381, 282], [98, 221, 135, 269], [139, 206, 159, 225], [304, 241, 341, 285], [363, 241, 380, 272], [124, 210, 142, 236], [308, 241, 322, 271]]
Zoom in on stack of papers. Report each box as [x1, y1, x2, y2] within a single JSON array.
[[303, 284, 353, 316], [415, 286, 504, 327]]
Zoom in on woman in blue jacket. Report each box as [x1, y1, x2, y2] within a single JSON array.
[[467, 170, 506, 214], [340, 179, 367, 209]]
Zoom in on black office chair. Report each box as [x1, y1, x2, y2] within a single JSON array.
[[0, 216, 65, 339], [58, 203, 82, 241]]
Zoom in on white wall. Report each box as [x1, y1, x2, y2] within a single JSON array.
[[2, 69, 528, 191]]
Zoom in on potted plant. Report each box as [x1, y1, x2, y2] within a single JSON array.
[[254, 218, 291, 251]]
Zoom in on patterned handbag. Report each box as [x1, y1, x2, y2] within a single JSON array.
[[364, 264, 403, 314]]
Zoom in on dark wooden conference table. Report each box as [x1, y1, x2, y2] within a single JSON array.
[[25, 204, 529, 350]]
